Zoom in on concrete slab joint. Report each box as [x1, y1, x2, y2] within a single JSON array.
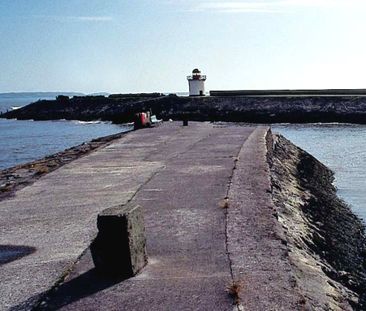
[[90, 203, 148, 278]]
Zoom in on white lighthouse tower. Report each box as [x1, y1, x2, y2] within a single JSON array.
[[187, 68, 206, 96]]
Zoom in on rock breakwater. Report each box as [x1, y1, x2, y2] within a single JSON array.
[[270, 133, 366, 310], [3, 93, 366, 124]]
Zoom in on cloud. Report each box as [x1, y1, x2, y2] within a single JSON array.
[[193, 1, 284, 13], [32, 15, 114, 22], [67, 16, 113, 22], [180, 0, 365, 14]]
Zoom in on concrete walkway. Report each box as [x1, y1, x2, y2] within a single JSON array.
[[0, 122, 300, 310]]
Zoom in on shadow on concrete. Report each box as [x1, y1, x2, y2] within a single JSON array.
[[32, 268, 125, 310], [10, 268, 125, 311], [0, 244, 36, 266], [8, 248, 126, 311]]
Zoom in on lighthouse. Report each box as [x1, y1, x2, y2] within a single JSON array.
[[187, 68, 206, 96]]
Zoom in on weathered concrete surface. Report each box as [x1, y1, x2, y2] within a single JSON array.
[[0, 122, 302, 310], [0, 123, 181, 310]]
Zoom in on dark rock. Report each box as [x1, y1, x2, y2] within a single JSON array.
[[4, 93, 366, 124]]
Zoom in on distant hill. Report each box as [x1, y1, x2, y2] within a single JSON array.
[[0, 92, 85, 98]]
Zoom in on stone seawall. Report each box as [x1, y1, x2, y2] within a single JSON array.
[[269, 132, 366, 310], [3, 94, 366, 123]]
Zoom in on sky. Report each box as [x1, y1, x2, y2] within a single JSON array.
[[1, 0, 366, 93]]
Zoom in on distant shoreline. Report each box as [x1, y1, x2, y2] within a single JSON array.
[[0, 91, 85, 98]]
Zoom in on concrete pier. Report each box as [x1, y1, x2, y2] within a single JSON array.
[[0, 122, 300, 310]]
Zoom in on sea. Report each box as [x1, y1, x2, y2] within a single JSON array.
[[273, 124, 366, 222], [0, 93, 131, 170]]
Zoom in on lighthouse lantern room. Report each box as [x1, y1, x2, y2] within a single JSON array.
[[187, 69, 206, 96]]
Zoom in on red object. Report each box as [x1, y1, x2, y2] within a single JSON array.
[[134, 112, 151, 129]]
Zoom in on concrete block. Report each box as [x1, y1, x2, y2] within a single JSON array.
[[91, 203, 147, 278]]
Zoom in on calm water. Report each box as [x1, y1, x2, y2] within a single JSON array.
[[273, 124, 366, 222], [0, 95, 130, 169]]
